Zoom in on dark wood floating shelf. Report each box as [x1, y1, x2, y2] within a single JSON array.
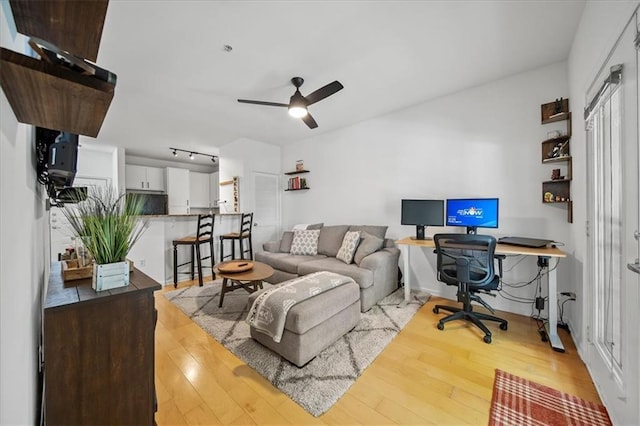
[[542, 156, 572, 164], [285, 188, 310, 191], [543, 178, 572, 184], [9, 0, 109, 62], [0, 47, 115, 137], [284, 170, 310, 175]]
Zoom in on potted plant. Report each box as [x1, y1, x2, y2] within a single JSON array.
[[62, 186, 147, 291]]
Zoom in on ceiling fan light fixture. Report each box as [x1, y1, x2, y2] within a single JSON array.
[[288, 90, 308, 118], [288, 105, 308, 118]]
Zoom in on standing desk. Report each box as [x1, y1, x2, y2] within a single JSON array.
[[396, 236, 568, 352]]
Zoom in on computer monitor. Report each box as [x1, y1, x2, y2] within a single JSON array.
[[401, 199, 444, 240], [446, 198, 499, 234]]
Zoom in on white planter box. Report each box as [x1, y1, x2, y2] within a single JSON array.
[[93, 261, 130, 291]]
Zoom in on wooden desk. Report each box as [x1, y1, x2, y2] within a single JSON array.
[[396, 236, 567, 352]]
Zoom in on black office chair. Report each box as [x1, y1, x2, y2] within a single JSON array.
[[432, 233, 508, 343], [219, 212, 254, 262], [172, 214, 215, 288]]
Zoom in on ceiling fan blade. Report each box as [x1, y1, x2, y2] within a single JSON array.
[[305, 81, 344, 106], [301, 112, 318, 129], [237, 99, 289, 107]]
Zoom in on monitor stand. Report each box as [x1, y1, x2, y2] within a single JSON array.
[[466, 226, 478, 235], [410, 225, 432, 240]]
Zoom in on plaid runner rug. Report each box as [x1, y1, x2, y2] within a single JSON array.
[[489, 369, 611, 426]]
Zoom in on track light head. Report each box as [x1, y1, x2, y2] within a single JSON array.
[[172, 149, 177, 157], [189, 152, 194, 160]]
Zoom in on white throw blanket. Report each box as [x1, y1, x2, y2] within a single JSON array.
[[246, 271, 355, 343]]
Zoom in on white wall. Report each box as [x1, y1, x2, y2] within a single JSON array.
[[281, 62, 572, 317], [220, 138, 281, 249], [0, 4, 47, 424]]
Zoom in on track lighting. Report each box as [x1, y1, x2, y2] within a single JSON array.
[[169, 147, 218, 163]]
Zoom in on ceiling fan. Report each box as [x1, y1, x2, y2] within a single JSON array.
[[237, 77, 344, 129]]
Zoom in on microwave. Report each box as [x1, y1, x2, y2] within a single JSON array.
[[127, 193, 168, 215]]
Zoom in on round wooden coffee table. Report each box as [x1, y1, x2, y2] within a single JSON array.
[[215, 260, 274, 307]]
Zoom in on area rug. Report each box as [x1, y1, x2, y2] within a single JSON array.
[[164, 280, 428, 416], [489, 369, 611, 426]]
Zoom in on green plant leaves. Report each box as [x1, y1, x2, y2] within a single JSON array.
[[61, 186, 147, 264]]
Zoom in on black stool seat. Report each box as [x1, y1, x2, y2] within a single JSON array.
[[173, 214, 215, 288], [219, 212, 253, 262]]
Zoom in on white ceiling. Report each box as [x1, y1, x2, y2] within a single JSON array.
[[94, 1, 585, 164]]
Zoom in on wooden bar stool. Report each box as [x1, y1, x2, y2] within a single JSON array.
[[173, 214, 215, 288], [219, 212, 253, 262]]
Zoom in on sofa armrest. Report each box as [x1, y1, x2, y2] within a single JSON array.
[[359, 247, 400, 273], [263, 240, 281, 253]]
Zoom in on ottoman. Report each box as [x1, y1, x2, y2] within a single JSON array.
[[248, 278, 361, 367]]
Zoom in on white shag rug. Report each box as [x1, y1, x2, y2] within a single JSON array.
[[164, 280, 428, 416]]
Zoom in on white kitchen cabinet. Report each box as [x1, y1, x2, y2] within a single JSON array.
[[189, 172, 211, 208], [166, 167, 190, 214], [209, 172, 219, 206], [125, 164, 165, 191]]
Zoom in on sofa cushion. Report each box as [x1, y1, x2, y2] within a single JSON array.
[[306, 222, 324, 230], [336, 231, 361, 264], [353, 231, 385, 265], [255, 251, 326, 274], [348, 225, 388, 240], [279, 231, 294, 253], [297, 258, 374, 289], [317, 225, 350, 257], [290, 229, 320, 255]]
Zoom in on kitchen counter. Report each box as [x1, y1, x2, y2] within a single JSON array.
[[127, 213, 242, 285]]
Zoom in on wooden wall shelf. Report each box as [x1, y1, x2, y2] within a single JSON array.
[[9, 0, 109, 62], [0, 48, 115, 137], [284, 170, 310, 175], [540, 98, 573, 223]]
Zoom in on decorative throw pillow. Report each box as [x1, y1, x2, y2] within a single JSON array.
[[306, 223, 324, 230], [353, 231, 384, 265], [279, 231, 294, 253], [336, 231, 361, 264], [290, 229, 320, 256]]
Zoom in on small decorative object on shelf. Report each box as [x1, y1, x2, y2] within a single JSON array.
[[548, 140, 569, 159], [296, 160, 304, 171], [551, 169, 561, 180]]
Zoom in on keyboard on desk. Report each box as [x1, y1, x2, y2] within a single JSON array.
[[498, 236, 553, 248]]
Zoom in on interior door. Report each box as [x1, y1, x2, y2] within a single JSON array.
[[585, 13, 639, 425], [49, 177, 110, 261], [252, 172, 280, 253]]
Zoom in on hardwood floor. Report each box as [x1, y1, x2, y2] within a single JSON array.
[[155, 278, 602, 425]]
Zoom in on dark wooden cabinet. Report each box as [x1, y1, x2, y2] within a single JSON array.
[[43, 263, 161, 425]]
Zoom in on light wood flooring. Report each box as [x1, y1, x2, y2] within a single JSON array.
[[155, 278, 602, 425]]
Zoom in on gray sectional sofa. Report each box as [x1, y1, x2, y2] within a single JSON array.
[[255, 224, 400, 312]]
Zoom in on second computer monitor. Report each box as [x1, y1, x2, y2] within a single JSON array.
[[446, 198, 499, 234], [401, 199, 444, 240]]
